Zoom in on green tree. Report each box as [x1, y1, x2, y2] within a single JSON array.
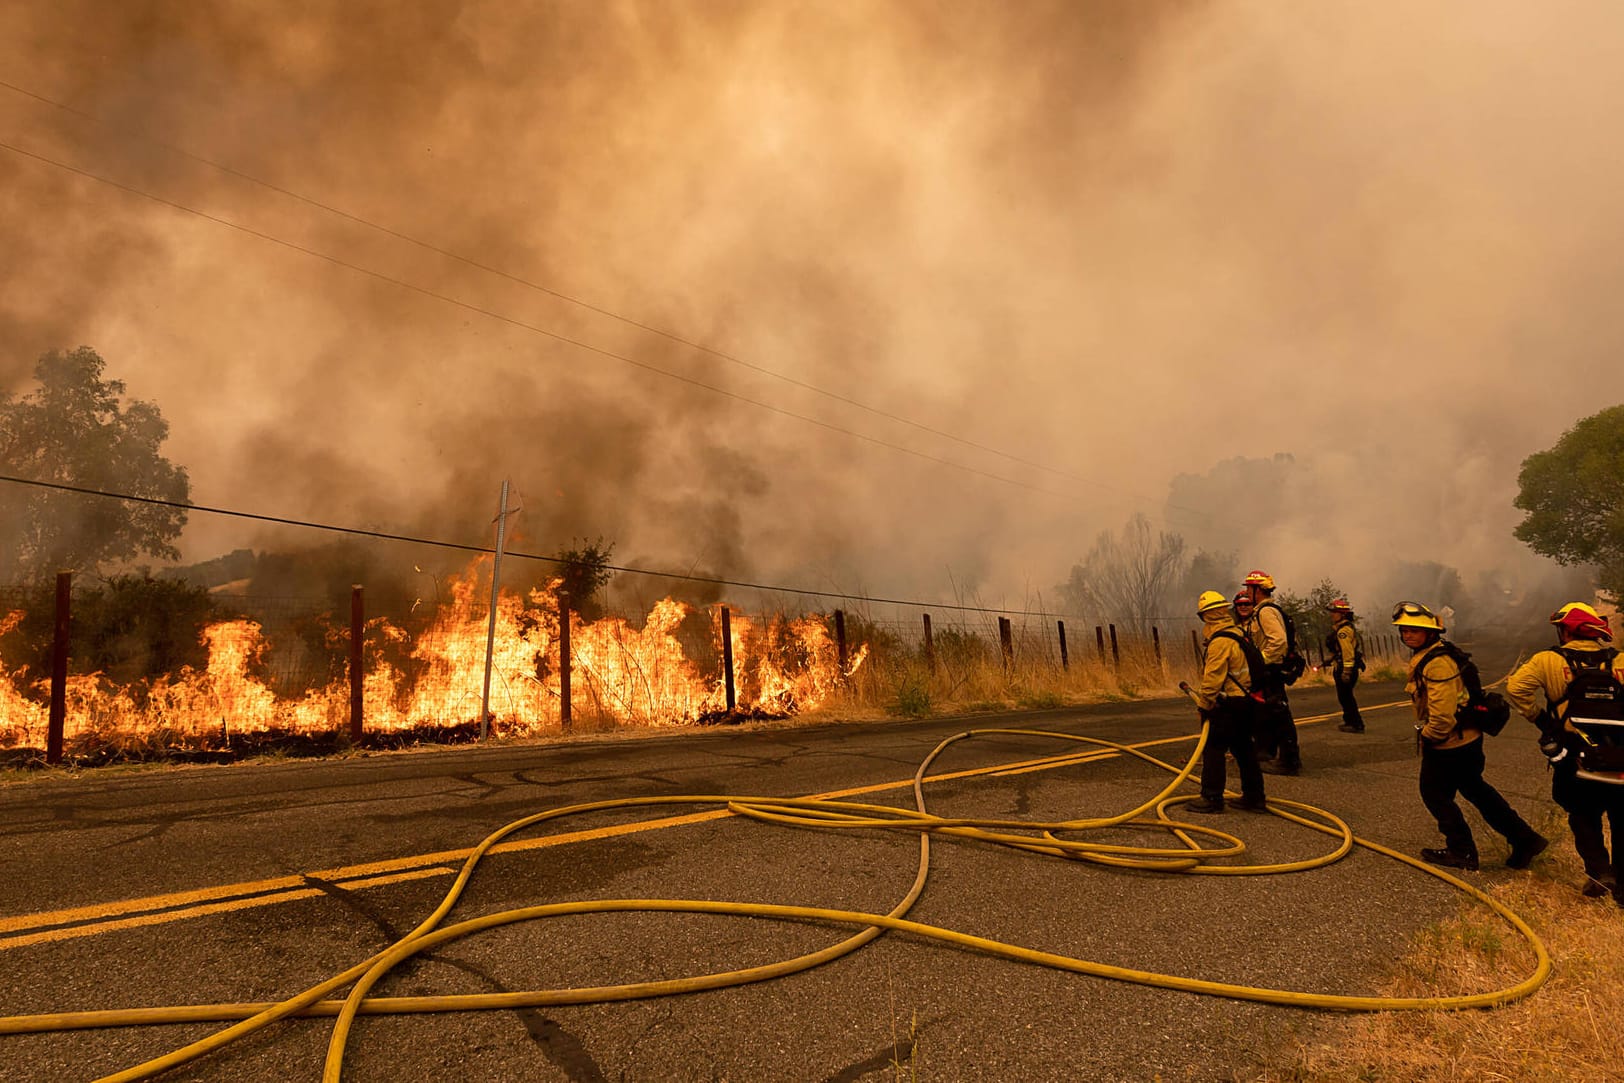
[[1514, 404, 1624, 603], [554, 538, 615, 619], [1277, 578, 1347, 662], [0, 574, 215, 695], [0, 347, 190, 582]]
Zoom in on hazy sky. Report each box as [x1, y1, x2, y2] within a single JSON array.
[[2, 1, 1618, 616]]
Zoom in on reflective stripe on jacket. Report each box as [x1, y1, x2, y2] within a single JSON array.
[[1332, 619, 1360, 672]]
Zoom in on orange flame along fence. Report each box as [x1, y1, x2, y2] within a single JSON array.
[[0, 560, 875, 762], [0, 560, 1411, 764]]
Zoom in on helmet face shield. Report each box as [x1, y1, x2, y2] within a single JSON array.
[[1391, 601, 1444, 631]]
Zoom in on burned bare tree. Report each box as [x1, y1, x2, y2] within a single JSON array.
[[1057, 513, 1187, 633]]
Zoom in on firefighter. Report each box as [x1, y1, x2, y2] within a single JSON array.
[[1186, 590, 1267, 814], [1241, 570, 1301, 775], [1505, 602, 1624, 902], [1394, 600, 1548, 871], [1232, 589, 1272, 760], [1327, 599, 1366, 733]]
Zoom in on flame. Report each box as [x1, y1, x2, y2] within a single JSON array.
[[0, 561, 865, 749]]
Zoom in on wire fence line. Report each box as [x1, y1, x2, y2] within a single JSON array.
[[0, 566, 1425, 761]]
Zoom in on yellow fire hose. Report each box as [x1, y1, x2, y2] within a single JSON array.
[[0, 699, 1551, 1082]]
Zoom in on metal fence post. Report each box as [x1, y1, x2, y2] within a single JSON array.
[[1108, 624, 1121, 672], [479, 480, 512, 739], [922, 613, 936, 675], [834, 609, 847, 674]]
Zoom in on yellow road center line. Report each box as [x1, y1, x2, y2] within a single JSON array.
[[1, 700, 1404, 949]]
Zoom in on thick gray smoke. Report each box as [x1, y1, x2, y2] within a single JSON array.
[[0, 1, 1615, 620]]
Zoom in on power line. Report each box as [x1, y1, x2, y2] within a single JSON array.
[[0, 76, 1130, 494], [1, 82, 1233, 532], [0, 136, 1097, 508], [0, 472, 1087, 619]]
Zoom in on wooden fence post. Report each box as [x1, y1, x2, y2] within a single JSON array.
[[1095, 625, 1106, 664], [47, 571, 70, 766], [1108, 624, 1121, 672], [1191, 629, 1200, 665], [558, 593, 572, 727], [1151, 626, 1163, 671], [922, 613, 936, 674], [998, 617, 1014, 675], [721, 605, 736, 710], [1057, 620, 1069, 671], [834, 609, 847, 674], [349, 585, 364, 743]]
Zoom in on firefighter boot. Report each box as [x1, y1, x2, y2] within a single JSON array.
[[1420, 847, 1479, 871], [1505, 832, 1549, 870]]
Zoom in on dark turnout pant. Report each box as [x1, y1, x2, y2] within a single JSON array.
[[1254, 674, 1299, 768], [1334, 671, 1363, 729], [1200, 697, 1265, 806], [1552, 765, 1624, 894], [1419, 738, 1536, 856]]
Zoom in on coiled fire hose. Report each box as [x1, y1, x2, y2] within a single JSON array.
[[0, 700, 1551, 1082]]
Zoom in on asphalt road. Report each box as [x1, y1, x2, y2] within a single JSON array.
[[0, 680, 1562, 1082]]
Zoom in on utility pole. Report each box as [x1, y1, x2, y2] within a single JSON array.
[[479, 480, 513, 740]]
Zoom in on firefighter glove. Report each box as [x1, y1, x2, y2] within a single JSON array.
[[1538, 733, 1570, 766]]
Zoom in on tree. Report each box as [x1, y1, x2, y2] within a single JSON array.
[[0, 574, 216, 693], [554, 538, 615, 620], [1277, 578, 1347, 662], [1057, 513, 1187, 632], [1175, 549, 1238, 609], [1514, 404, 1624, 603], [0, 347, 189, 582]]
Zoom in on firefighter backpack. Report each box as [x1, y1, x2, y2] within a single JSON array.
[[1421, 641, 1512, 736], [1559, 647, 1624, 785], [1257, 601, 1307, 685]]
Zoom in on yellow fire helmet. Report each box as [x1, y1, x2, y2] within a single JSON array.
[[1391, 600, 1444, 632], [1551, 602, 1612, 640], [1197, 590, 1230, 615], [1242, 569, 1275, 590]]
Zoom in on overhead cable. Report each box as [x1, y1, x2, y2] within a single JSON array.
[[0, 472, 1088, 620], [0, 136, 1094, 508]]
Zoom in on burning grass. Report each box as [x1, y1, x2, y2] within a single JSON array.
[[0, 562, 1215, 768], [1248, 814, 1624, 1082]]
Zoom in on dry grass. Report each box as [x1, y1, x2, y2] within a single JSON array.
[[1250, 816, 1624, 1082], [844, 630, 1180, 720]]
